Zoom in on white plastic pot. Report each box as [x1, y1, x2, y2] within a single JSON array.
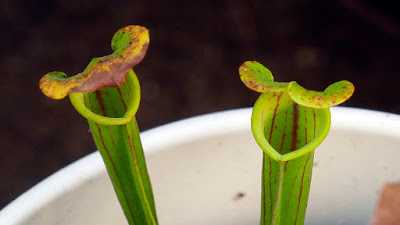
[[1, 107, 400, 225]]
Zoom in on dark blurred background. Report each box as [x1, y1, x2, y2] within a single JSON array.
[[1, 0, 399, 209]]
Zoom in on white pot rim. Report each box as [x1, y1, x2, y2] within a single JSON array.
[[1, 107, 399, 225]]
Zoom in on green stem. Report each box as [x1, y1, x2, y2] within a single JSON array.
[[270, 160, 285, 225], [261, 152, 314, 225], [88, 117, 157, 225]]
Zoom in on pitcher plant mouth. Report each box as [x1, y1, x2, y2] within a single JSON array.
[[240, 61, 354, 161], [68, 70, 141, 125], [251, 92, 331, 162]]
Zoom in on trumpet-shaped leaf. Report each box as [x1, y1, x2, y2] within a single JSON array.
[[40, 25, 157, 225], [239, 61, 354, 225]]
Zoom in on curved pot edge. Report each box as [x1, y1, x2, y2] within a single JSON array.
[[1, 107, 399, 225]]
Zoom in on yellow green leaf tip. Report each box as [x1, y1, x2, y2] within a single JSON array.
[[39, 25, 149, 100], [239, 61, 355, 108]]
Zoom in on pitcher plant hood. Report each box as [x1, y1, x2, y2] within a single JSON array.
[[39, 25, 149, 100]]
